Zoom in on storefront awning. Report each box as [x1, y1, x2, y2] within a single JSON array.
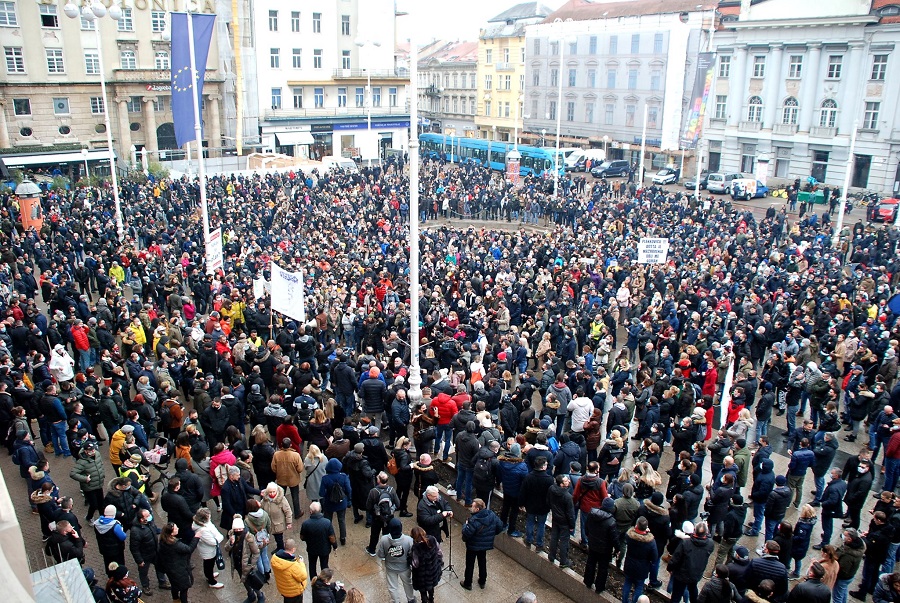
[[0, 148, 115, 169], [275, 131, 314, 146]]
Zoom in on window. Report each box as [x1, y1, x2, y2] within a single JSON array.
[[566, 101, 575, 121], [864, 101, 880, 129], [811, 150, 829, 181], [871, 54, 888, 80], [747, 96, 763, 122], [84, 51, 100, 75], [313, 49, 322, 69], [12, 98, 29, 115], [827, 55, 842, 79], [291, 11, 300, 32], [52, 97, 69, 115], [625, 104, 635, 126], [126, 96, 142, 113], [628, 69, 638, 90], [117, 8, 133, 31], [819, 99, 837, 128], [648, 106, 658, 128], [607, 69, 616, 88], [549, 70, 557, 87], [568, 41, 577, 56], [342, 50, 350, 70], [650, 71, 661, 90], [631, 34, 640, 53], [46, 48, 65, 73], [389, 87, 397, 107], [567, 69, 576, 87], [589, 36, 597, 54], [609, 35, 617, 54], [292, 49, 301, 69], [341, 15, 350, 36], [314, 87, 324, 108], [372, 86, 381, 107], [485, 49, 493, 64], [90, 96, 105, 115], [752, 55, 765, 78], [532, 71, 540, 86], [452, 98, 458, 113], [4, 46, 23, 73], [741, 143, 757, 173], [782, 97, 798, 124], [533, 38, 540, 56], [531, 99, 538, 118], [118, 50, 136, 70], [501, 74, 511, 90], [270, 48, 280, 69], [0, 2, 16, 27], [548, 100, 557, 120], [155, 51, 169, 70], [585, 102, 594, 122], [485, 74, 493, 89], [268, 10, 277, 31], [151, 11, 166, 32], [718, 55, 731, 78], [39, 4, 58, 28], [653, 33, 663, 53], [270, 88, 282, 109], [154, 97, 167, 112], [312, 13, 321, 33], [788, 55, 803, 78], [715, 95, 727, 119], [484, 100, 491, 117], [461, 74, 467, 88], [775, 147, 791, 178], [504, 48, 511, 62], [80, 15, 95, 29], [355, 87, 364, 107], [293, 87, 303, 109], [588, 69, 596, 87], [337, 87, 347, 107], [605, 103, 614, 125], [503, 101, 510, 117], [549, 42, 558, 56]]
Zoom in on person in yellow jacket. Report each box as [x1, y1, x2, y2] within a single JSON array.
[[109, 261, 125, 287], [108, 424, 134, 474], [271, 538, 308, 602], [126, 317, 147, 348]]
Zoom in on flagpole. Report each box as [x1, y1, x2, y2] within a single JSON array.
[[407, 35, 422, 406], [186, 10, 211, 242]]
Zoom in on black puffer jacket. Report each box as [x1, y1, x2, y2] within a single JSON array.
[[668, 534, 715, 583], [158, 536, 199, 591], [520, 469, 554, 515], [586, 505, 618, 554], [129, 520, 160, 565], [546, 482, 576, 529], [764, 484, 792, 520], [358, 377, 386, 414]]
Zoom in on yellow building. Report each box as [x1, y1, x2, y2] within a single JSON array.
[[475, 2, 550, 142]]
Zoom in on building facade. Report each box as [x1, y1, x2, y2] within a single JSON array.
[[475, 2, 551, 142], [0, 0, 230, 172], [253, 0, 409, 162], [524, 0, 715, 168], [706, 0, 900, 193], [417, 40, 478, 137]]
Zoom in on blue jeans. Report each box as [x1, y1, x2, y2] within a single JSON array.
[[579, 511, 588, 545], [621, 575, 645, 603], [754, 418, 770, 442], [883, 542, 900, 575], [335, 393, 355, 418], [833, 577, 852, 603], [814, 474, 826, 501], [51, 421, 70, 456], [671, 579, 698, 603], [435, 424, 453, 459], [38, 417, 52, 447], [885, 457, 900, 492], [821, 515, 835, 545], [764, 518, 779, 541], [455, 466, 473, 504], [750, 502, 766, 533], [78, 349, 92, 373], [525, 512, 548, 547], [786, 404, 799, 437]]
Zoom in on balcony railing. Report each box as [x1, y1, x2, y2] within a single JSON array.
[[424, 84, 441, 97], [332, 68, 408, 79], [810, 126, 838, 138], [494, 62, 515, 71], [264, 106, 409, 120], [739, 121, 762, 132], [773, 123, 798, 136], [112, 68, 220, 83]]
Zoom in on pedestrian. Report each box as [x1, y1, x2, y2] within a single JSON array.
[[584, 497, 618, 594], [668, 520, 715, 603], [764, 475, 793, 542], [546, 473, 576, 569], [871, 571, 900, 603], [104, 562, 143, 603], [521, 455, 555, 551], [789, 504, 817, 578], [261, 482, 294, 551], [458, 497, 504, 590], [304, 444, 328, 504], [224, 514, 264, 603], [44, 519, 86, 565], [365, 472, 400, 556], [68, 440, 105, 524], [191, 507, 225, 589], [309, 568, 347, 603], [787, 561, 832, 603], [787, 438, 815, 508], [845, 459, 874, 530], [129, 508, 169, 595], [621, 516, 658, 603], [716, 494, 747, 566], [377, 518, 415, 603], [271, 538, 309, 603], [94, 504, 127, 575], [343, 442, 375, 525], [698, 564, 739, 603], [416, 484, 452, 543], [614, 483, 641, 567], [746, 540, 790, 601], [496, 443, 528, 537], [12, 430, 40, 510], [851, 510, 892, 600], [832, 528, 867, 603], [391, 437, 415, 517], [221, 464, 262, 529], [273, 437, 305, 520], [300, 501, 337, 576], [453, 421, 481, 505], [410, 526, 443, 603]]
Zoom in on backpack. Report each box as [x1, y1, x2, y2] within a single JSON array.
[[329, 480, 346, 504], [157, 401, 173, 430], [375, 487, 396, 521], [387, 455, 399, 476], [473, 455, 493, 484], [215, 463, 231, 486]]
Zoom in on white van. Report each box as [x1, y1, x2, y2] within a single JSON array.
[[321, 155, 359, 173], [566, 149, 607, 172]]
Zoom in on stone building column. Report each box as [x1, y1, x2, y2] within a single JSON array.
[[207, 93, 222, 158], [840, 42, 867, 135], [726, 45, 748, 127], [762, 44, 784, 127], [115, 97, 132, 165], [142, 97, 158, 154], [0, 99, 10, 149]]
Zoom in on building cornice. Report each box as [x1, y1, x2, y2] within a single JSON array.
[[730, 15, 879, 29]]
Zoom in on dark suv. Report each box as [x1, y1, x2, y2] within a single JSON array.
[[590, 160, 631, 179]]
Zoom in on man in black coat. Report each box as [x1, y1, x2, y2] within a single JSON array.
[[637, 491, 670, 588], [844, 459, 874, 530], [359, 367, 387, 427], [160, 478, 195, 542], [813, 467, 847, 548], [199, 398, 229, 449], [331, 356, 358, 417], [44, 519, 85, 565], [130, 508, 169, 594], [416, 485, 453, 543], [585, 497, 618, 594], [746, 540, 789, 600], [173, 458, 203, 513], [787, 561, 832, 603], [520, 456, 555, 549], [459, 498, 504, 590], [299, 501, 337, 576], [851, 510, 893, 600], [667, 521, 715, 603], [219, 465, 260, 529]]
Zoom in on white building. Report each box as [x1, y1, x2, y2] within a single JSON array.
[[252, 0, 410, 162], [706, 0, 900, 193]]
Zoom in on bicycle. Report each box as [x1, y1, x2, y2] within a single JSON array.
[[771, 187, 789, 199], [145, 461, 172, 502]]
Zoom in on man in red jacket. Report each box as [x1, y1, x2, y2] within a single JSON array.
[[573, 461, 608, 547], [71, 319, 92, 373], [430, 393, 458, 461], [883, 424, 900, 492]]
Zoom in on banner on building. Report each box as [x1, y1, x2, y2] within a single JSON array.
[[637, 237, 670, 264], [270, 264, 306, 323], [680, 52, 716, 149], [205, 227, 223, 275]]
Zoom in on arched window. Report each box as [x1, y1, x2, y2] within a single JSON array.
[[782, 97, 798, 125], [747, 96, 763, 122], [820, 99, 838, 128]]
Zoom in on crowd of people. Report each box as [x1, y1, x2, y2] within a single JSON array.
[[0, 154, 899, 603]]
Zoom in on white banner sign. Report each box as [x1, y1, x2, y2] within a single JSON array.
[[270, 264, 306, 323], [205, 227, 223, 275], [252, 277, 269, 300], [637, 237, 670, 264]]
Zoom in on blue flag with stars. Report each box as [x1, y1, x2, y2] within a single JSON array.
[[170, 12, 216, 149]]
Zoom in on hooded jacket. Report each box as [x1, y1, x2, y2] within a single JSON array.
[[669, 533, 715, 583], [638, 500, 671, 555], [836, 535, 866, 579], [547, 482, 576, 528], [520, 468, 554, 514], [750, 458, 776, 503], [319, 458, 352, 513], [271, 549, 309, 598], [764, 484, 792, 520], [573, 472, 607, 513], [260, 484, 294, 533], [496, 452, 528, 498], [70, 448, 105, 492], [93, 515, 127, 556], [586, 503, 618, 554], [461, 507, 504, 551], [623, 527, 658, 580]]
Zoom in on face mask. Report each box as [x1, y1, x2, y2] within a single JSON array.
[[145, 514, 153, 523], [858, 467, 867, 473]]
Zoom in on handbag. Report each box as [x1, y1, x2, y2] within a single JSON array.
[[245, 568, 266, 591], [214, 543, 226, 571], [415, 426, 436, 442]]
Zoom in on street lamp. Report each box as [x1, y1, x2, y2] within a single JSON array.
[[602, 134, 610, 159], [355, 38, 382, 165], [80, 148, 89, 185], [64, 0, 124, 240]]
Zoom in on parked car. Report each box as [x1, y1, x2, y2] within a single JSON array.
[[730, 178, 769, 200], [868, 198, 899, 223], [685, 170, 709, 190], [651, 168, 680, 185], [707, 172, 748, 195], [590, 160, 631, 179]]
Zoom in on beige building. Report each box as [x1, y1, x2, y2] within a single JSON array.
[[474, 2, 550, 142], [417, 40, 479, 137], [0, 0, 228, 175]]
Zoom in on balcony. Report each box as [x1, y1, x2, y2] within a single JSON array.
[[810, 126, 837, 138], [112, 68, 221, 84], [773, 123, 798, 136], [331, 68, 408, 80], [739, 121, 762, 132], [424, 84, 441, 97], [494, 62, 515, 72], [264, 106, 410, 121]]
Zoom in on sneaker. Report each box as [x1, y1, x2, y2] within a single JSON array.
[[755, 546, 765, 556], [447, 488, 458, 497], [365, 547, 377, 557], [508, 531, 524, 538], [789, 571, 801, 580], [559, 562, 573, 570], [209, 582, 225, 589]]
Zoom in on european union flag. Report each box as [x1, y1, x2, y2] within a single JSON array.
[[170, 12, 216, 149]]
